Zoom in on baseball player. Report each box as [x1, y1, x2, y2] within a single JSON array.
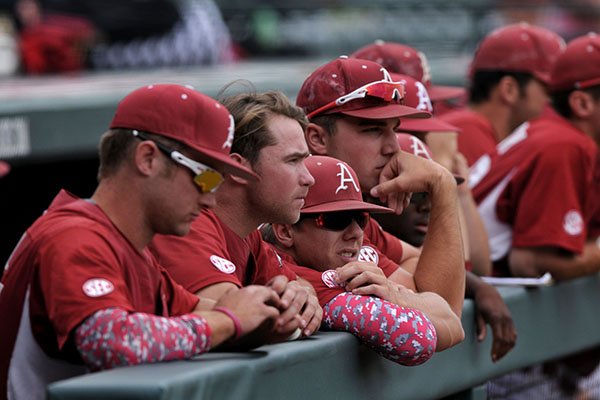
[[471, 32, 600, 280], [0, 84, 285, 400], [440, 23, 566, 166], [264, 155, 463, 360], [150, 91, 322, 345], [372, 134, 517, 362], [296, 56, 465, 322]]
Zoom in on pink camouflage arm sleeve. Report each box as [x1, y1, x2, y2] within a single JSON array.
[[323, 293, 437, 365], [75, 308, 211, 371]]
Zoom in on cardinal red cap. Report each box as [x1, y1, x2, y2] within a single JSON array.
[[396, 133, 464, 184], [110, 84, 258, 181], [470, 23, 565, 84], [351, 41, 465, 101], [296, 57, 429, 120], [550, 33, 600, 92], [301, 156, 393, 214], [391, 73, 460, 133]]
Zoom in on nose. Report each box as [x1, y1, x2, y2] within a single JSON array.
[[382, 129, 400, 156], [343, 219, 363, 241], [301, 164, 315, 187], [416, 197, 432, 213], [198, 191, 217, 210]]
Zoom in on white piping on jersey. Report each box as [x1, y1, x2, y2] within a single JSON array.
[[497, 122, 529, 155], [477, 169, 518, 261]]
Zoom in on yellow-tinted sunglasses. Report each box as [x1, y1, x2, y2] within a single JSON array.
[[132, 130, 224, 193]]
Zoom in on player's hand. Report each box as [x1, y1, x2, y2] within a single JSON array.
[[370, 150, 455, 214], [336, 261, 399, 304], [473, 282, 517, 362], [266, 276, 308, 335], [211, 285, 281, 336]]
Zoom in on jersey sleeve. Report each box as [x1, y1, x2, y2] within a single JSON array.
[[248, 232, 297, 285], [150, 213, 243, 293], [36, 227, 137, 349], [500, 142, 593, 254]]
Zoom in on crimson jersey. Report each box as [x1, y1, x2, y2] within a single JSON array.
[[588, 156, 600, 239], [363, 218, 404, 264], [471, 112, 598, 276], [0, 190, 199, 399], [150, 209, 296, 294], [440, 108, 498, 166]]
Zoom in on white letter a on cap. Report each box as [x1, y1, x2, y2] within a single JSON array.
[[336, 162, 360, 194]]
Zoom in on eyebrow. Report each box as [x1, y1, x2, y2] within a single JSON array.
[[284, 151, 311, 161]]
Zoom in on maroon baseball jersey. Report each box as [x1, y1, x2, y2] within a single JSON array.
[[587, 156, 600, 239], [471, 111, 598, 276], [150, 209, 296, 294], [0, 190, 198, 399], [440, 108, 498, 166], [363, 218, 405, 264]]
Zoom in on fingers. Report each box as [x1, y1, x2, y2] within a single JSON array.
[[490, 319, 517, 362], [266, 275, 289, 297], [351, 284, 387, 299], [275, 283, 308, 331], [344, 271, 387, 291], [300, 298, 322, 336], [476, 313, 487, 342]]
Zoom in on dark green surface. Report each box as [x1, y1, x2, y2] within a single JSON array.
[[48, 274, 600, 400]]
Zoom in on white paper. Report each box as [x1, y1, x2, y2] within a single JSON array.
[[480, 272, 554, 287]]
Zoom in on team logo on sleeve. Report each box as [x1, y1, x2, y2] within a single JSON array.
[[321, 270, 343, 288], [82, 278, 114, 297], [358, 245, 379, 264], [210, 255, 236, 274], [563, 210, 583, 236]]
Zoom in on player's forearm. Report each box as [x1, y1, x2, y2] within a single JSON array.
[[392, 288, 464, 351], [414, 174, 465, 317], [323, 293, 437, 365], [75, 308, 212, 371], [509, 244, 600, 281]]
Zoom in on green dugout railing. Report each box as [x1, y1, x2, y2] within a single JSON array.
[[47, 274, 600, 400]]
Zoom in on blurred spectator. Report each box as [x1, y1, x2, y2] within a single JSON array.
[[10, 0, 234, 74], [0, 161, 9, 178]]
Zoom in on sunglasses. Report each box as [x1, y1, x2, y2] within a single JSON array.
[[300, 211, 370, 231], [307, 79, 405, 119], [132, 130, 224, 193]]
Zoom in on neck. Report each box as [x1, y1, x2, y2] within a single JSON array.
[[91, 176, 152, 253], [470, 102, 514, 143], [213, 181, 261, 238]]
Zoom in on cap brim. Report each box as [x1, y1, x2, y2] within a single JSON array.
[[429, 85, 465, 102], [193, 146, 259, 181], [398, 116, 461, 133], [341, 104, 430, 120], [0, 161, 10, 178], [301, 199, 393, 214]]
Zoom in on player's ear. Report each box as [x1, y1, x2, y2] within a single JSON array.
[[569, 90, 594, 118], [497, 75, 520, 105], [305, 122, 329, 155], [272, 223, 295, 248], [227, 153, 252, 185], [133, 140, 162, 177]]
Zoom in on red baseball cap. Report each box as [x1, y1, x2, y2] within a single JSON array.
[[110, 84, 258, 181], [301, 155, 393, 214], [296, 56, 430, 120], [391, 73, 460, 133], [0, 161, 9, 178], [550, 33, 600, 92], [470, 23, 565, 84], [396, 133, 465, 184], [351, 41, 465, 102]]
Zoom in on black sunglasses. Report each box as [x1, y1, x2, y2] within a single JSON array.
[[300, 211, 370, 231]]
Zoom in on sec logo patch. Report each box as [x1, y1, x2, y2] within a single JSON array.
[[321, 270, 342, 288], [563, 210, 583, 236], [82, 278, 114, 297], [210, 255, 236, 274], [358, 245, 379, 264]]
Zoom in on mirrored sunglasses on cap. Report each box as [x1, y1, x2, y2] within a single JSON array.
[[132, 130, 224, 193], [299, 211, 370, 231], [307, 80, 405, 119]]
